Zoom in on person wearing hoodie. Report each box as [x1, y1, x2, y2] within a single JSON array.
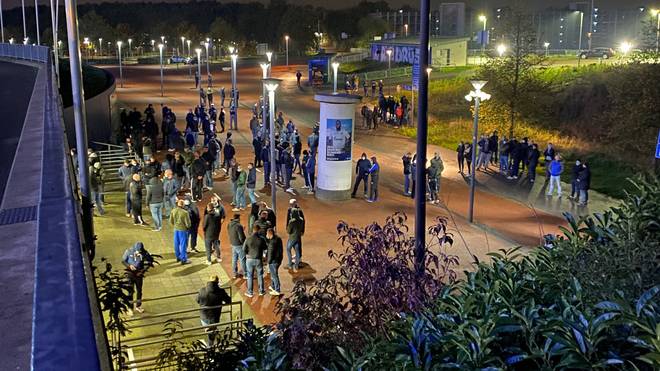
[[147, 176, 165, 231], [576, 162, 591, 206], [286, 208, 305, 271], [570, 159, 582, 200], [228, 214, 247, 278], [527, 143, 540, 183], [191, 152, 207, 202], [170, 200, 192, 264], [243, 225, 268, 297], [185, 199, 201, 253], [203, 203, 224, 265], [351, 153, 372, 198], [130, 174, 147, 226], [122, 242, 155, 315], [246, 163, 257, 205], [366, 156, 380, 203], [233, 164, 247, 211], [90, 162, 105, 215], [546, 154, 564, 197], [196, 275, 231, 346], [266, 228, 283, 296], [162, 170, 180, 218]]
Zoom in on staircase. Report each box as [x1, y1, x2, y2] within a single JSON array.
[[92, 141, 134, 191]]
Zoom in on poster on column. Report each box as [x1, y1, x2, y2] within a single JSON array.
[[325, 118, 352, 161]]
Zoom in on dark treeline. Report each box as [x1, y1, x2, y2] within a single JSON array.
[[2, 0, 391, 52]]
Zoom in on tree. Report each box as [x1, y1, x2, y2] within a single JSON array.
[[356, 16, 390, 47], [78, 11, 113, 42], [209, 18, 237, 44], [477, 4, 545, 138]]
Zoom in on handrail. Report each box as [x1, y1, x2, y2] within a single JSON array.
[[131, 285, 233, 304], [124, 301, 242, 325], [123, 318, 251, 346]]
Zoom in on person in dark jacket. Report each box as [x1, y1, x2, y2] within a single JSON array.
[[456, 142, 465, 174], [223, 139, 235, 171], [246, 163, 257, 205], [184, 199, 201, 253], [228, 214, 246, 278], [527, 143, 540, 183], [305, 150, 316, 194], [130, 174, 147, 226], [489, 131, 499, 165], [266, 228, 283, 296], [570, 160, 582, 200], [196, 275, 231, 346], [243, 225, 267, 297], [543, 143, 556, 178], [201, 147, 215, 190], [203, 203, 225, 264], [147, 176, 165, 231], [402, 152, 412, 195], [286, 208, 305, 271], [122, 242, 155, 315], [576, 162, 591, 206], [352, 153, 371, 198], [191, 152, 206, 201], [367, 156, 380, 202]]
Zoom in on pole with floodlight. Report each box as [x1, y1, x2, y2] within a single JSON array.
[[260, 63, 269, 131], [465, 80, 491, 223], [264, 78, 281, 212], [158, 43, 164, 96], [331, 61, 339, 94], [117, 41, 123, 87], [266, 51, 272, 75], [285, 35, 289, 67]]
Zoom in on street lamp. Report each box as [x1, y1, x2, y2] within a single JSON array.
[[404, 23, 409, 37], [117, 41, 123, 88], [150, 39, 155, 52], [158, 43, 164, 96], [204, 41, 210, 76], [263, 77, 282, 213], [620, 41, 632, 56], [479, 15, 487, 61], [464, 80, 491, 223], [228, 45, 235, 54], [98, 38, 102, 55], [230, 51, 238, 127], [180, 36, 185, 56], [577, 11, 584, 66], [651, 9, 660, 52], [544, 42, 550, 57], [260, 63, 269, 148], [331, 61, 339, 94], [127, 38, 133, 57], [266, 51, 273, 74], [496, 43, 506, 57], [186, 39, 191, 56], [385, 48, 393, 77], [284, 35, 289, 67]]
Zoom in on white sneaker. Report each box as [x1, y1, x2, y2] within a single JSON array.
[[245, 292, 253, 298], [205, 260, 212, 265]]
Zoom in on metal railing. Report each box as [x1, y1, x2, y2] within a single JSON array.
[[0, 43, 50, 62]]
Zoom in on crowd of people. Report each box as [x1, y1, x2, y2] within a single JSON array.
[[360, 91, 412, 129], [455, 131, 591, 205]]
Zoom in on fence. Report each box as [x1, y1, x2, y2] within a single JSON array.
[[0, 43, 50, 62]]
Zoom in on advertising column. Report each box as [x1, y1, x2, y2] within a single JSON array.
[[314, 93, 361, 201]]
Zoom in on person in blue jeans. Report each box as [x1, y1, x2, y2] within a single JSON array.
[[246, 163, 257, 205], [286, 208, 305, 271], [243, 225, 267, 297], [546, 154, 564, 197], [147, 176, 164, 231], [227, 213, 246, 278], [169, 200, 191, 264], [266, 228, 283, 296], [233, 165, 247, 211]]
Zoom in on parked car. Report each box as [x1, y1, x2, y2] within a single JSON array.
[[168, 55, 187, 64], [185, 57, 198, 65], [578, 47, 615, 59]]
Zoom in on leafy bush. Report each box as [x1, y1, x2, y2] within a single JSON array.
[[275, 213, 458, 369]]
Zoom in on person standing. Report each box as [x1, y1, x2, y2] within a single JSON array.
[[499, 138, 509, 173], [296, 70, 302, 87], [90, 162, 105, 216], [147, 175, 164, 231], [456, 142, 465, 174], [228, 214, 246, 278], [464, 144, 473, 176], [576, 162, 590, 206], [305, 150, 316, 194], [570, 159, 582, 200], [196, 275, 231, 346], [246, 163, 257, 205], [244, 225, 267, 297], [429, 153, 444, 204], [194, 70, 200, 89], [266, 228, 283, 296], [546, 155, 563, 197], [118, 160, 133, 217], [286, 208, 305, 272], [223, 139, 235, 172], [366, 156, 380, 203], [543, 143, 556, 179], [489, 131, 499, 165], [220, 87, 226, 107], [122, 242, 154, 315], [234, 164, 247, 211], [170, 200, 192, 264], [163, 169, 179, 218], [130, 174, 147, 226], [527, 143, 540, 183], [185, 199, 201, 253], [351, 153, 371, 199], [229, 104, 238, 131], [402, 152, 412, 195], [203, 203, 224, 265]]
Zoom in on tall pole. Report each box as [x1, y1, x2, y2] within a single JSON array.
[[34, 0, 40, 44], [117, 41, 123, 88], [260, 63, 268, 132], [414, 0, 430, 276], [21, 0, 26, 40], [285, 35, 289, 67], [230, 53, 237, 124], [158, 44, 164, 97], [656, 13, 659, 52], [1, 0, 6, 43], [264, 79, 281, 214], [50, 0, 60, 83], [331, 62, 339, 94], [196, 48, 202, 92], [204, 42, 210, 77], [64, 0, 95, 254], [468, 96, 480, 223], [578, 11, 584, 66]]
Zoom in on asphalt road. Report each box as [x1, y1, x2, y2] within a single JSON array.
[[0, 61, 37, 204]]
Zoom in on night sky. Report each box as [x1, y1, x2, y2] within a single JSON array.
[[1, 0, 637, 11]]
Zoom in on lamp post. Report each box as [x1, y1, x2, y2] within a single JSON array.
[[496, 43, 506, 57], [620, 41, 632, 56], [266, 51, 272, 74], [186, 39, 191, 56], [204, 41, 210, 76], [544, 42, 550, 57], [652, 9, 660, 52], [150, 39, 154, 52], [21, 0, 26, 40], [577, 11, 584, 66], [117, 40, 123, 87], [404, 23, 409, 37], [230, 51, 238, 125], [264, 78, 282, 213], [180, 36, 185, 56], [479, 15, 487, 62], [331, 61, 339, 94], [158, 43, 164, 96], [260, 62, 269, 144], [98, 38, 102, 55], [127, 38, 132, 57], [1, 0, 4, 43], [34, 0, 40, 44], [284, 35, 289, 66], [464, 80, 491, 223]]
